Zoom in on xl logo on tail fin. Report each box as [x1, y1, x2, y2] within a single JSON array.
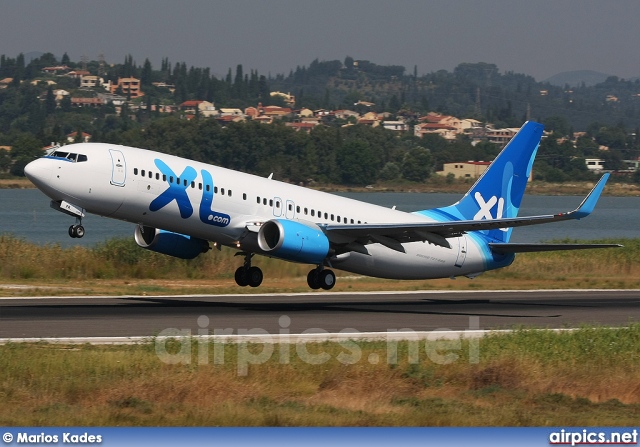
[[473, 192, 505, 222]]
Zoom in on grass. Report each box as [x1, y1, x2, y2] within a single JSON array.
[[1, 235, 639, 295], [2, 326, 640, 425]]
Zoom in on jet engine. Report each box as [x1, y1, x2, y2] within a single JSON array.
[[257, 219, 329, 264], [134, 225, 209, 259]]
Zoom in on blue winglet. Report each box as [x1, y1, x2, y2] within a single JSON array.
[[571, 173, 609, 219]]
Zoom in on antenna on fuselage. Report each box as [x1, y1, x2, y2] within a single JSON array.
[[268, 173, 273, 180]]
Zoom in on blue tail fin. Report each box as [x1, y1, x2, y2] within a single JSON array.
[[417, 121, 544, 243]]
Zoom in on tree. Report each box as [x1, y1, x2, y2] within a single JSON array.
[[336, 139, 378, 185], [402, 147, 432, 182], [141, 58, 153, 86], [10, 134, 43, 176], [45, 86, 57, 115]]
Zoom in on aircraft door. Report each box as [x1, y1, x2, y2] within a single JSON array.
[[455, 235, 467, 268], [273, 197, 282, 217], [109, 149, 126, 186], [285, 200, 295, 219]]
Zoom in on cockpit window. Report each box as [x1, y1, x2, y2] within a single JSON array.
[[48, 151, 87, 162]]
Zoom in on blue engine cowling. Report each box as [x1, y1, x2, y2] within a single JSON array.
[[257, 219, 330, 265], [134, 225, 209, 259]]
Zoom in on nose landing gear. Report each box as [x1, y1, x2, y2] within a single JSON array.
[[68, 217, 85, 239], [68, 224, 85, 238]]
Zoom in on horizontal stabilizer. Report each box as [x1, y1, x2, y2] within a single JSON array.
[[489, 243, 622, 254]]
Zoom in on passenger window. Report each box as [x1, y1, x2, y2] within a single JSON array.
[[156, 173, 159, 180], [170, 176, 174, 183], [324, 213, 328, 219], [176, 177, 180, 184], [296, 206, 300, 213], [331, 214, 334, 221], [269, 199, 273, 207], [214, 186, 218, 193], [337, 216, 341, 223], [183, 179, 187, 187], [134, 168, 138, 175], [350, 219, 354, 224], [141, 170, 145, 176], [229, 190, 232, 197], [221, 188, 225, 195], [243, 193, 247, 200], [263, 198, 267, 205], [257, 197, 261, 204], [191, 181, 195, 188], [289, 204, 293, 211], [149, 171, 153, 179], [276, 201, 280, 208], [206, 185, 210, 192], [304, 208, 308, 215], [163, 174, 167, 181], [311, 210, 315, 217], [198, 183, 202, 190]]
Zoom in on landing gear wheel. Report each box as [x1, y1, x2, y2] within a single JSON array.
[[247, 266, 263, 288], [74, 225, 85, 238], [235, 266, 249, 287], [68, 224, 85, 238], [319, 269, 336, 290], [307, 270, 321, 290]]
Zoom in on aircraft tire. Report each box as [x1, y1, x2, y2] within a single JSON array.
[[68, 225, 77, 238], [234, 266, 249, 287], [307, 270, 321, 290], [248, 266, 263, 288], [74, 225, 85, 238], [319, 269, 336, 290]]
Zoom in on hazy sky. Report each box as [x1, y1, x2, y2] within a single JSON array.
[[2, 0, 639, 81]]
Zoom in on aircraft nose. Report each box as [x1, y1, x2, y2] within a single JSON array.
[[24, 158, 52, 187]]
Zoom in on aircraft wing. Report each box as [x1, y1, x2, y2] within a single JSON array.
[[322, 173, 610, 249]]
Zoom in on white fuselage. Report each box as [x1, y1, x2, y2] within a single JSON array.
[[25, 143, 499, 280]]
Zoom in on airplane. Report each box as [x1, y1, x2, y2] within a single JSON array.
[[24, 121, 619, 290]]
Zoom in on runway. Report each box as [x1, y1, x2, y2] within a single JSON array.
[[1, 290, 639, 339]]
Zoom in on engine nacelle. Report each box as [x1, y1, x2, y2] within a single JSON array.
[[257, 219, 330, 265], [134, 225, 209, 259]]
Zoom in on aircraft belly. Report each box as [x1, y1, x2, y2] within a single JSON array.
[[335, 240, 486, 280]]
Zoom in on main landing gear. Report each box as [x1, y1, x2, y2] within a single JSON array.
[[234, 252, 263, 288], [68, 218, 85, 238], [233, 253, 336, 290], [307, 267, 336, 290]]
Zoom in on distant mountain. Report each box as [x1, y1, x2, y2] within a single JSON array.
[[543, 70, 612, 87]]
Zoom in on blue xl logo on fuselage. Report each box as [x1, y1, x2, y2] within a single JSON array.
[[149, 159, 231, 227]]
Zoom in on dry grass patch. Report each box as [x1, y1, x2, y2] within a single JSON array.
[[3, 327, 640, 425]]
